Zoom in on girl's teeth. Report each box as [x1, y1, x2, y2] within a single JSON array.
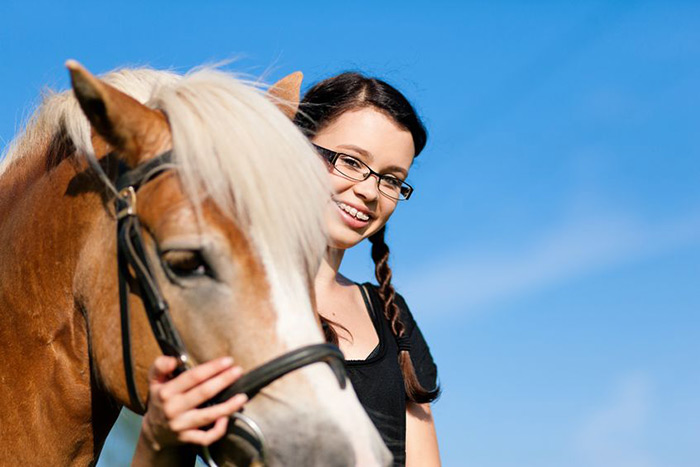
[[337, 202, 369, 221]]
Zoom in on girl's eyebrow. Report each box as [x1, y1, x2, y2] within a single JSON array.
[[337, 144, 372, 159], [336, 144, 408, 177], [385, 165, 408, 178]]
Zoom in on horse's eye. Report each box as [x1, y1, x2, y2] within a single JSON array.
[[162, 250, 210, 278]]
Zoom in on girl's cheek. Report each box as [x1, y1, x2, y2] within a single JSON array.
[[330, 178, 353, 195]]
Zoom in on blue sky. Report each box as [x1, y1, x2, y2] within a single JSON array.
[[2, 1, 698, 466]]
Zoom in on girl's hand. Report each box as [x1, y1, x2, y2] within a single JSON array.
[[141, 356, 249, 450]]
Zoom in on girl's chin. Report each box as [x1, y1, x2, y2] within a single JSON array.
[[327, 235, 363, 251], [326, 214, 390, 248], [327, 226, 373, 250]]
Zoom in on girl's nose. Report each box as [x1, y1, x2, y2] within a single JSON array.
[[352, 175, 380, 201]]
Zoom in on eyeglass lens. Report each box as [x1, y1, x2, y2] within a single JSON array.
[[334, 155, 408, 200]]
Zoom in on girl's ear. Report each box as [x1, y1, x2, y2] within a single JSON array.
[[268, 71, 304, 119], [66, 59, 170, 167]]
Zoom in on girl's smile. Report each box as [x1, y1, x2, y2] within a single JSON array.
[[334, 199, 372, 228]]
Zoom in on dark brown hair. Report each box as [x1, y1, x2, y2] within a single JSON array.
[[294, 72, 427, 156], [297, 72, 439, 403]]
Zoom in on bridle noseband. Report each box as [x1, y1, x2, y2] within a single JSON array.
[[113, 150, 347, 465]]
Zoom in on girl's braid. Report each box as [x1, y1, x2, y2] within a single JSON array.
[[369, 226, 438, 403]]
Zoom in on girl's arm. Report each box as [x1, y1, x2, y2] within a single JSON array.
[[405, 402, 441, 467]]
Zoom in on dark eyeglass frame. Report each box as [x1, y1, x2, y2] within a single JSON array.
[[312, 144, 414, 201]]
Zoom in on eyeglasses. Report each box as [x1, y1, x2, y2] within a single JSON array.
[[313, 144, 414, 201]]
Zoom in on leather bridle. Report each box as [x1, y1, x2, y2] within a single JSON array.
[[113, 150, 347, 465]]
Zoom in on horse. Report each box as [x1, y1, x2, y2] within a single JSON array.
[[0, 61, 391, 466]]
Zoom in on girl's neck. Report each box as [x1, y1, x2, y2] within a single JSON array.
[[315, 247, 350, 293]]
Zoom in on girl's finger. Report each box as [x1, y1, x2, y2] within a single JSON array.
[[171, 366, 243, 412], [149, 356, 180, 384], [178, 416, 230, 446], [159, 356, 234, 400], [169, 394, 248, 432]]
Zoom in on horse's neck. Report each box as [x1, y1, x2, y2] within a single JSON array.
[[0, 151, 119, 464]]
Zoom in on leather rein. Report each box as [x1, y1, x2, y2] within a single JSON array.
[[113, 150, 346, 464]]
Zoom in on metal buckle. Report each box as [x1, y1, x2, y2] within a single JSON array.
[[117, 186, 137, 220], [200, 412, 267, 467]]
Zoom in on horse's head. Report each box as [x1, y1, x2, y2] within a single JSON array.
[[66, 61, 390, 466]]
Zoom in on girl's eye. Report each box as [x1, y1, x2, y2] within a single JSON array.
[[339, 155, 363, 169], [162, 250, 210, 278], [383, 176, 403, 188]]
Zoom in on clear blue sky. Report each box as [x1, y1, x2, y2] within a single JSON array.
[[2, 1, 698, 466]]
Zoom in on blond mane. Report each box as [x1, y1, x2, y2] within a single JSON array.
[[1, 67, 329, 317]]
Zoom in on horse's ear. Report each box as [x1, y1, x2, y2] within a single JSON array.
[[66, 60, 169, 167], [268, 71, 303, 120]]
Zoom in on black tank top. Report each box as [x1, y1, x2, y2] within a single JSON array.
[[345, 283, 438, 466]]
